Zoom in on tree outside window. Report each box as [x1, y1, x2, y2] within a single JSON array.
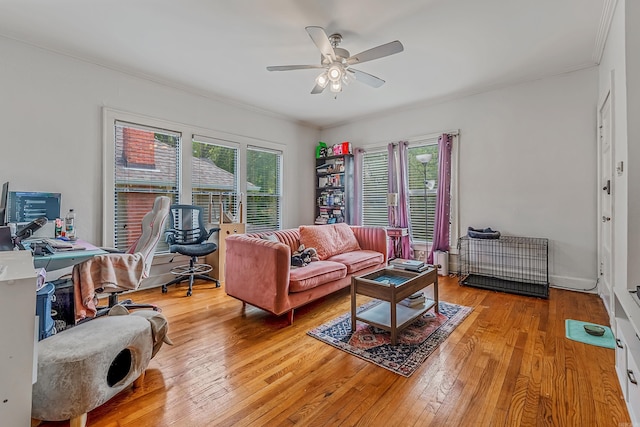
[[246, 147, 282, 232], [408, 144, 438, 243], [191, 139, 239, 223]]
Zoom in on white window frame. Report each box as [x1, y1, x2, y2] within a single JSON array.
[[406, 131, 460, 254], [191, 134, 241, 223], [103, 108, 286, 257], [245, 144, 284, 233], [103, 110, 183, 254], [361, 149, 389, 228], [358, 131, 460, 254], [407, 140, 439, 245]]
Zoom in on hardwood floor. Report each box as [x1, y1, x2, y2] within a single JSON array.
[[37, 276, 631, 426]]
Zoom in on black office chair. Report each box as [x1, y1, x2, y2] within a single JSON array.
[[162, 204, 220, 296]]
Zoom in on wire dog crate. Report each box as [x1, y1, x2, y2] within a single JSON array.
[[457, 235, 549, 298]]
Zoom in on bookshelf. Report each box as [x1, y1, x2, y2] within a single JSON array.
[[315, 154, 353, 225]]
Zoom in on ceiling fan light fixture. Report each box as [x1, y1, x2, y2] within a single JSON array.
[[267, 26, 404, 96], [327, 64, 343, 82], [316, 72, 329, 88]]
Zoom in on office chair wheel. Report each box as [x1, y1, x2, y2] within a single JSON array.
[[161, 285, 167, 294], [187, 290, 192, 297]]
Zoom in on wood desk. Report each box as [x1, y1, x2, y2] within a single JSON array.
[[29, 239, 107, 271], [207, 223, 245, 283]]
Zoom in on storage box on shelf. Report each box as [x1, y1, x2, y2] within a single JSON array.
[[315, 154, 353, 225]]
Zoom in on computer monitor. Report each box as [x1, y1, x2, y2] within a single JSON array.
[[7, 191, 61, 223], [0, 181, 8, 226]]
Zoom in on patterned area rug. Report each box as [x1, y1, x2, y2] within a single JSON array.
[[308, 300, 472, 377]]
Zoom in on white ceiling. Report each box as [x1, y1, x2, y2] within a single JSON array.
[[0, 0, 608, 128]]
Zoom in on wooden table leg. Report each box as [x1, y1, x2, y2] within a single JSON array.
[[390, 287, 397, 345], [351, 277, 356, 333], [434, 275, 439, 313]]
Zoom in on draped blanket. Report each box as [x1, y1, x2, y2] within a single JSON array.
[[72, 253, 144, 321]]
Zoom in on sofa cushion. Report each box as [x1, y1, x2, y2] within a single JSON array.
[[326, 250, 385, 274], [299, 223, 361, 260], [289, 260, 347, 293]]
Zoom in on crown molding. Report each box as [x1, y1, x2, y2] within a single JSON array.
[[593, 0, 618, 64]]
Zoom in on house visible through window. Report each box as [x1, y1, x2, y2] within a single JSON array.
[[246, 146, 282, 233], [191, 136, 239, 224], [113, 121, 180, 252], [107, 112, 286, 250]]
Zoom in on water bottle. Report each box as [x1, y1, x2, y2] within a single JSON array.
[[65, 209, 76, 240]]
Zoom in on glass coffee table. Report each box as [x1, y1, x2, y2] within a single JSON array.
[[351, 266, 438, 345]]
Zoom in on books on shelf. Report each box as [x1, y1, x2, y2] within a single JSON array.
[[315, 216, 328, 225], [390, 258, 428, 272], [390, 258, 423, 268], [399, 291, 426, 307], [316, 163, 331, 173]]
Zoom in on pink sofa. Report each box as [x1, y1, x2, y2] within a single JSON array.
[[224, 224, 388, 324]]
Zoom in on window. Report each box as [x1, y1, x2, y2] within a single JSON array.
[[407, 143, 439, 243], [361, 150, 389, 227], [246, 146, 282, 233], [105, 109, 286, 249], [112, 121, 180, 251], [191, 136, 239, 224], [360, 135, 455, 247]]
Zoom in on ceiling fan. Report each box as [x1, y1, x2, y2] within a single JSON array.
[[266, 26, 404, 95]]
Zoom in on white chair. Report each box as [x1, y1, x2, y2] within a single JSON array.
[[72, 196, 171, 319]]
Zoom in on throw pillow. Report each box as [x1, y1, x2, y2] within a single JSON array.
[[299, 223, 360, 260]]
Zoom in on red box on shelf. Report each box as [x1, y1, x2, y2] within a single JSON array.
[[341, 141, 352, 155]]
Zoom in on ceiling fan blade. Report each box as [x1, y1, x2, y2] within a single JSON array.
[[311, 83, 326, 94], [266, 65, 324, 71], [305, 26, 336, 63], [349, 68, 385, 88], [346, 40, 404, 66]]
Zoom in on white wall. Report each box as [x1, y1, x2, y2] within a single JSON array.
[[0, 37, 319, 244], [0, 35, 602, 292], [321, 67, 599, 291]]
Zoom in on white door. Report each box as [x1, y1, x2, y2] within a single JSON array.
[[598, 90, 614, 317]]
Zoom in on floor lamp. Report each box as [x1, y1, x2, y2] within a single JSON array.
[[416, 153, 434, 262]]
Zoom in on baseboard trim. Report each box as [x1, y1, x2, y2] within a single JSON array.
[[549, 275, 597, 293]]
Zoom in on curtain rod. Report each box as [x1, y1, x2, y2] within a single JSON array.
[[406, 129, 459, 144], [358, 129, 460, 153]]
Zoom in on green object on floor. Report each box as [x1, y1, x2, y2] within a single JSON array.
[[565, 319, 615, 349]]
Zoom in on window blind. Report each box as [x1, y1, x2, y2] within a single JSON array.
[[407, 143, 438, 242], [191, 136, 239, 224], [113, 120, 180, 251], [362, 150, 389, 227], [246, 146, 282, 233]]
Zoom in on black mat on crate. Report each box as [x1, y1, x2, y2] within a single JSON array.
[[461, 274, 549, 298]]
